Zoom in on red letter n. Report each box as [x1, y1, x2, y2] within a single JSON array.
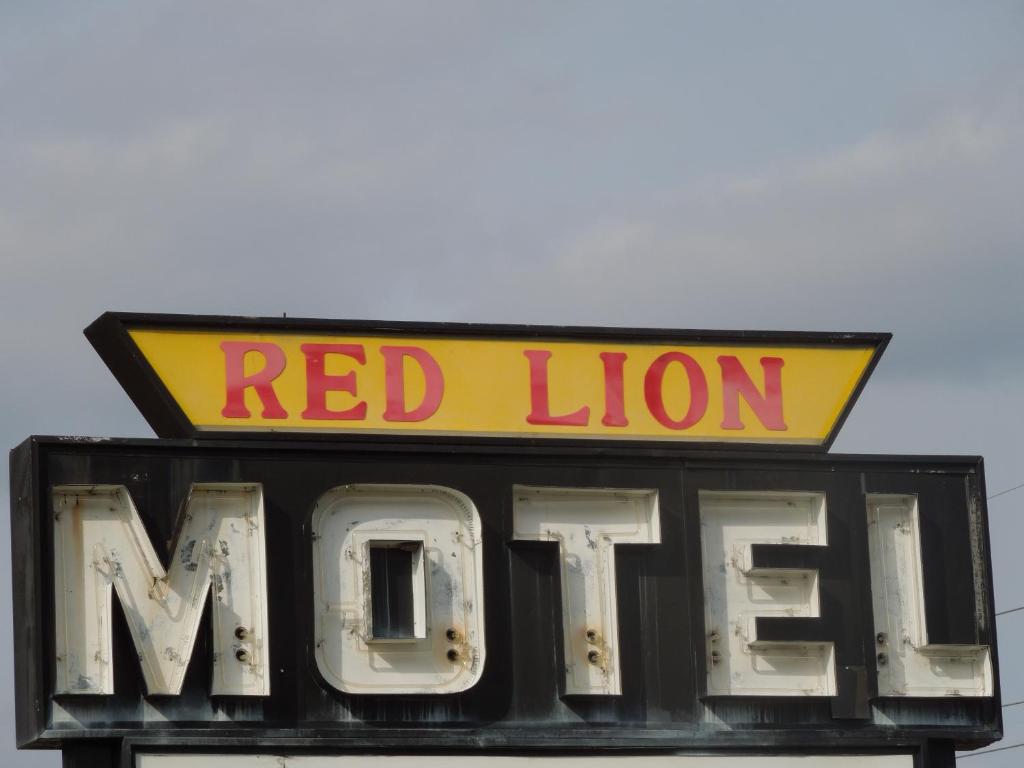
[[718, 355, 786, 431], [221, 341, 288, 419]]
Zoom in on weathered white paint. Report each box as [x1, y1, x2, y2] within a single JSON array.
[[311, 484, 486, 694], [136, 754, 914, 767], [866, 494, 992, 697], [52, 484, 270, 696], [512, 485, 660, 696], [700, 491, 836, 697]]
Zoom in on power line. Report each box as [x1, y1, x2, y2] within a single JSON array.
[[959, 741, 1024, 760], [902, 480, 1020, 763], [989, 482, 1024, 501]]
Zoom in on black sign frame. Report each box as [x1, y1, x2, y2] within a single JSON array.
[[10, 436, 1001, 767], [84, 312, 890, 451]]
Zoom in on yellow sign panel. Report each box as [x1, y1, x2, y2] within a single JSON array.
[[115, 324, 882, 446]]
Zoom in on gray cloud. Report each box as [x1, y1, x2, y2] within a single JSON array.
[[2, 2, 1023, 765]]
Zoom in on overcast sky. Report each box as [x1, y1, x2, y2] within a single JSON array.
[[2, 2, 1023, 765]]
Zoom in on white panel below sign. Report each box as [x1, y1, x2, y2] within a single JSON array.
[[137, 756, 914, 768]]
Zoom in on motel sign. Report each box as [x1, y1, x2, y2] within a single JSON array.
[[9, 314, 1001, 768]]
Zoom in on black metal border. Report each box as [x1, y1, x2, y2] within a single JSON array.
[[84, 312, 890, 450], [11, 436, 999, 758]]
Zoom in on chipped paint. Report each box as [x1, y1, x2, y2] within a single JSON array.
[[866, 494, 992, 697], [513, 485, 660, 696], [312, 484, 486, 694], [51, 483, 270, 696]]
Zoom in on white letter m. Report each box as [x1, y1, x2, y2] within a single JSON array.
[[52, 483, 270, 696]]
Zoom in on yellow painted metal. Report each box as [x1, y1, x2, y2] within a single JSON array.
[[129, 330, 875, 445]]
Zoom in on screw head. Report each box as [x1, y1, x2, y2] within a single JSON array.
[[587, 650, 602, 665], [235, 648, 251, 663], [876, 632, 887, 645], [446, 648, 461, 662], [235, 626, 249, 640], [445, 628, 460, 643], [877, 652, 888, 666], [585, 629, 598, 644]]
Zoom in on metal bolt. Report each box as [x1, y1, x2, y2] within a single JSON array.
[[235, 626, 249, 640], [235, 648, 251, 663], [877, 652, 888, 666], [447, 648, 461, 663], [587, 650, 602, 665]]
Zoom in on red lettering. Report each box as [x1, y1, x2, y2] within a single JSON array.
[[301, 344, 367, 420], [718, 355, 786, 430], [221, 341, 288, 419], [381, 346, 444, 422], [524, 349, 590, 426], [644, 352, 708, 430], [600, 352, 628, 427]]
